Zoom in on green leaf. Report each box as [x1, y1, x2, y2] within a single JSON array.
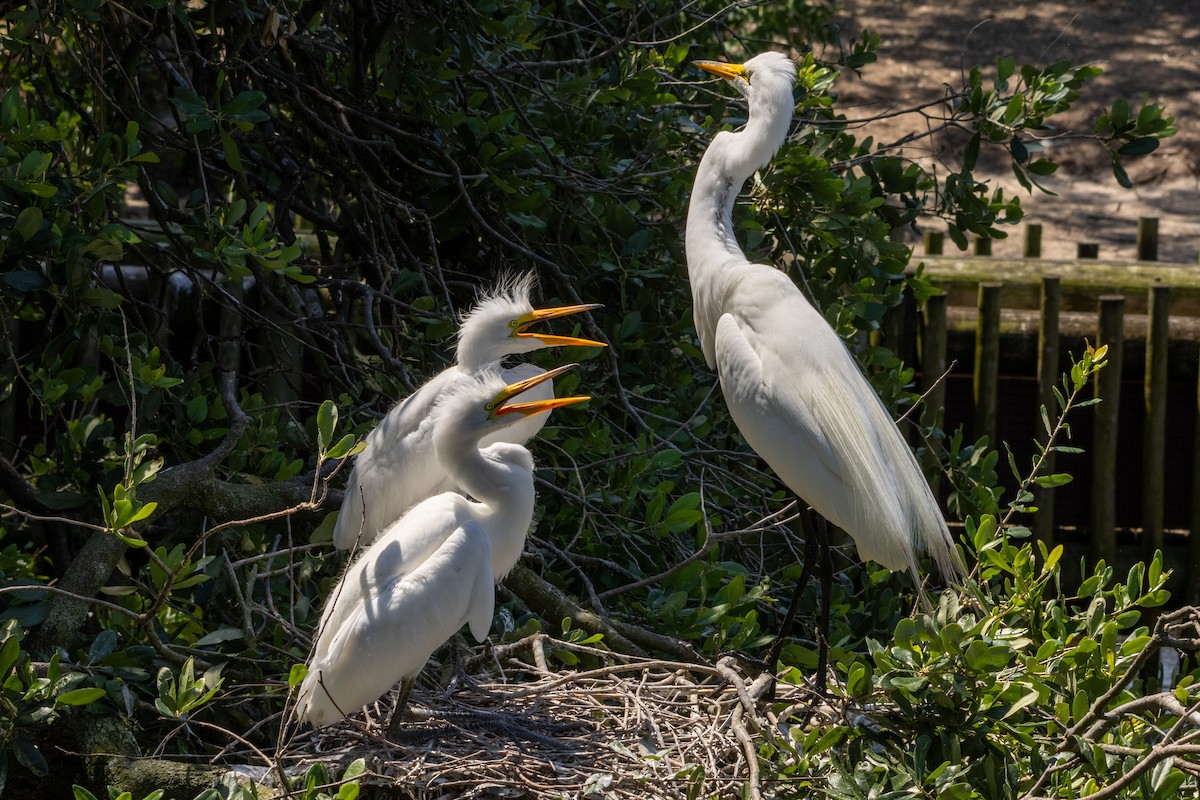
[[996, 55, 1015, 83], [1, 87, 19, 129], [80, 288, 124, 309], [0, 634, 22, 678], [219, 128, 244, 175], [317, 400, 337, 452], [962, 132, 980, 172], [186, 395, 208, 423], [1111, 156, 1132, 189], [73, 787, 101, 800], [12, 207, 43, 242], [1117, 136, 1159, 156], [1026, 159, 1058, 176], [288, 663, 308, 688], [1033, 473, 1073, 488], [193, 627, 244, 648], [1002, 689, 1040, 720], [56, 687, 106, 706], [1, 270, 49, 293], [86, 630, 117, 664], [12, 738, 48, 777], [326, 433, 359, 460]]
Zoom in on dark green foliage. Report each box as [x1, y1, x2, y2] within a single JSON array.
[[0, 0, 1183, 795]]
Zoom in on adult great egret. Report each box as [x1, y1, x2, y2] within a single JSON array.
[[298, 364, 589, 727], [333, 273, 604, 551], [687, 52, 960, 581]]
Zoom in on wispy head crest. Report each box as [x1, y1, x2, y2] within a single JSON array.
[[459, 271, 537, 326]]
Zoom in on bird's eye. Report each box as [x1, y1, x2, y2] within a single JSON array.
[[485, 401, 496, 412], [509, 319, 520, 329]]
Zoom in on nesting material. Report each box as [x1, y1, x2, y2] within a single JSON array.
[[281, 635, 823, 799]]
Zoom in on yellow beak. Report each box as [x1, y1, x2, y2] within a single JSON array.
[[514, 304, 607, 349], [694, 60, 748, 81], [492, 363, 591, 417]]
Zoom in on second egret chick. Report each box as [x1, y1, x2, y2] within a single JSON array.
[[297, 364, 589, 727], [333, 272, 605, 551]]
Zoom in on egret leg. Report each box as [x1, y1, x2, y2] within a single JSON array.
[[814, 515, 831, 696], [385, 676, 417, 736], [765, 507, 831, 697]]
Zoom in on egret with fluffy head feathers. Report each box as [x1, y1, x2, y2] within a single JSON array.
[[298, 364, 589, 727], [332, 272, 604, 551], [687, 52, 960, 582]]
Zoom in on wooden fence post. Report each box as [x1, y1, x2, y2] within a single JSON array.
[[1032, 276, 1061, 549], [1143, 285, 1170, 561], [920, 293, 948, 495], [1024, 224, 1043, 258], [1092, 295, 1125, 566], [974, 283, 1002, 447], [1137, 217, 1160, 262], [1190, 348, 1200, 604], [924, 231, 944, 256]]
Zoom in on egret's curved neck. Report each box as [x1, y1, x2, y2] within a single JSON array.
[[685, 103, 792, 278], [686, 138, 744, 266], [684, 96, 793, 359], [435, 435, 535, 575]]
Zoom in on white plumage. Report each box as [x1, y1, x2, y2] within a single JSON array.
[[332, 273, 603, 551], [298, 365, 589, 727], [687, 52, 960, 580]]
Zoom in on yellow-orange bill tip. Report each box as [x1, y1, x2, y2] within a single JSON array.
[[693, 60, 747, 80], [498, 362, 579, 402], [523, 303, 603, 323], [496, 395, 591, 417], [525, 333, 608, 349]]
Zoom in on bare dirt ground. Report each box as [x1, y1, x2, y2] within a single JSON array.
[[828, 0, 1200, 263]]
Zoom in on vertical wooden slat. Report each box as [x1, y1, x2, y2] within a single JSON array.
[[920, 294, 948, 495], [1142, 285, 1170, 560], [973, 283, 1002, 447], [1190, 348, 1200, 604], [1078, 243, 1099, 259], [1024, 224, 1043, 258], [1032, 276, 1061, 550], [1137, 217, 1160, 262], [1092, 295, 1125, 566], [924, 231, 944, 256], [881, 280, 913, 364]]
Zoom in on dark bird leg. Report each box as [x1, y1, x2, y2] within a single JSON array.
[[764, 505, 833, 704]]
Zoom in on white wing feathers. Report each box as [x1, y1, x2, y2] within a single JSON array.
[[713, 267, 959, 579]]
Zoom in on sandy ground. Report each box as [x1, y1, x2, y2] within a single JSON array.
[[827, 0, 1200, 263]]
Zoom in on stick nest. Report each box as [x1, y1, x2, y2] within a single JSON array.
[[279, 634, 827, 799]]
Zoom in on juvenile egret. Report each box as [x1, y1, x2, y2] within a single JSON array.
[[333, 273, 604, 551], [298, 364, 589, 727], [687, 52, 960, 581]]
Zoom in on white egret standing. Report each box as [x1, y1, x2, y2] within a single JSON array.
[[298, 364, 589, 727], [686, 52, 961, 582], [333, 273, 604, 551]]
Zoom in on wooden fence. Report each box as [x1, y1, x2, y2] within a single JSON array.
[[899, 218, 1200, 603]]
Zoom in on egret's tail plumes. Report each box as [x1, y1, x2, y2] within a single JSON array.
[[809, 373, 962, 583]]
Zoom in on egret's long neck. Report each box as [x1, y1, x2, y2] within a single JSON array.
[[435, 434, 535, 577], [685, 106, 791, 359], [685, 103, 793, 275]]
